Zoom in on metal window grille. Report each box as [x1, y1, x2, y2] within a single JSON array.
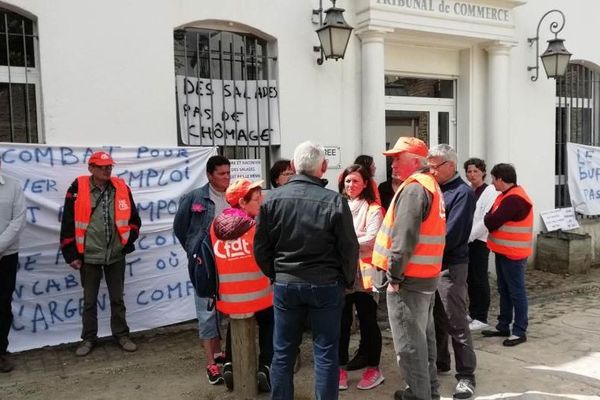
[[0, 8, 40, 143], [555, 62, 600, 212], [173, 28, 280, 187]]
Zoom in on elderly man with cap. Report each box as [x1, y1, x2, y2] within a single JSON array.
[[60, 151, 141, 357], [372, 137, 446, 400]]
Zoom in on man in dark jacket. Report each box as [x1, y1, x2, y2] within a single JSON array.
[[254, 141, 359, 400], [428, 144, 477, 400], [173, 155, 230, 385], [59, 151, 141, 357]]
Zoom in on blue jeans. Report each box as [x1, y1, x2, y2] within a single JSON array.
[[271, 281, 345, 400], [494, 254, 528, 337]]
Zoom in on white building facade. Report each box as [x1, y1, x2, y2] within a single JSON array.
[[2, 0, 599, 235]]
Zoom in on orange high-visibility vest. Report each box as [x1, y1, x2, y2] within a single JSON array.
[[487, 185, 533, 260], [358, 203, 384, 290], [210, 224, 273, 315], [372, 173, 446, 278], [74, 176, 132, 254]]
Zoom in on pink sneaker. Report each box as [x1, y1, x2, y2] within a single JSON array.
[[357, 367, 384, 390], [339, 368, 348, 390]]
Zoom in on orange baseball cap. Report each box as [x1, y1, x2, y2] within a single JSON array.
[[226, 178, 264, 207], [383, 137, 428, 157], [88, 151, 114, 166]]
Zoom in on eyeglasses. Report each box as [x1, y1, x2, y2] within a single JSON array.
[[280, 171, 294, 177], [92, 165, 113, 170], [429, 160, 449, 170]]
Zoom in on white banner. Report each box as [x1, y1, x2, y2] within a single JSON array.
[[176, 76, 280, 146], [567, 142, 600, 215], [0, 144, 217, 351]]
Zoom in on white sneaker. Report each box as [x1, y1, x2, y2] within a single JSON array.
[[469, 319, 489, 331]]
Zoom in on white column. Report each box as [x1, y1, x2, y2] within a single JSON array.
[[359, 30, 387, 183], [485, 42, 513, 168]]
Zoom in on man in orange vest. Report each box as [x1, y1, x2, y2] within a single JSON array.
[[372, 137, 446, 400], [482, 164, 532, 347], [60, 151, 141, 357]]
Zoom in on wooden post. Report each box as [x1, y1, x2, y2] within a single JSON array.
[[231, 314, 258, 399]]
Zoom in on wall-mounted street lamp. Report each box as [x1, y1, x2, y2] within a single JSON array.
[[312, 0, 353, 65], [528, 9, 572, 81]]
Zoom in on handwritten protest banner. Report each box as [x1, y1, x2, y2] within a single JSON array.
[[176, 76, 280, 146], [567, 142, 600, 215], [0, 144, 217, 351]]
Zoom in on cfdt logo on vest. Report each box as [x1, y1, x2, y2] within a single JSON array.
[[213, 238, 251, 259]]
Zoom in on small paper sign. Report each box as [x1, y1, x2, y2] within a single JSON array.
[[540, 207, 580, 232]]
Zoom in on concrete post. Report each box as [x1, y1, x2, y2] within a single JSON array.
[[359, 30, 387, 183], [484, 42, 513, 168]]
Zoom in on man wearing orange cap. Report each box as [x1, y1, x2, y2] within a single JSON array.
[[372, 137, 446, 400], [60, 151, 141, 357]]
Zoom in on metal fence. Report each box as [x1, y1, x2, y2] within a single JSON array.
[[555, 61, 600, 210], [173, 28, 279, 186]]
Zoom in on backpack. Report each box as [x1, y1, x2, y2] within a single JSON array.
[[188, 232, 217, 299]]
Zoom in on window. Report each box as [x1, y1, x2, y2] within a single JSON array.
[[555, 61, 600, 208], [173, 27, 280, 186], [385, 76, 454, 98], [0, 8, 41, 143]]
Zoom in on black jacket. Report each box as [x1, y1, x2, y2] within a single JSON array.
[[254, 173, 359, 287], [440, 174, 476, 267]]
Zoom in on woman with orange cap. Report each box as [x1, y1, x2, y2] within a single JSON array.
[[210, 178, 273, 393]]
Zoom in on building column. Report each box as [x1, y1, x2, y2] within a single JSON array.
[[359, 30, 387, 183], [485, 42, 513, 168]]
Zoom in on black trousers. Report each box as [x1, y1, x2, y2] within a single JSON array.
[[339, 291, 382, 367], [225, 306, 274, 367], [80, 259, 130, 341], [0, 253, 18, 354], [467, 240, 491, 323]]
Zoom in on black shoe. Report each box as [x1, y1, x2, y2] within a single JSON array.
[[346, 351, 368, 371], [503, 335, 527, 347], [222, 362, 233, 390], [214, 352, 226, 366], [206, 364, 224, 385], [453, 378, 475, 399], [481, 329, 510, 337], [0, 355, 14, 373], [257, 364, 271, 393]]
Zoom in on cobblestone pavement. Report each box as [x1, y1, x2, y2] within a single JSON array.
[[1, 267, 600, 400]]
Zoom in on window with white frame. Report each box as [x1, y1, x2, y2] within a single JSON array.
[[0, 8, 41, 143]]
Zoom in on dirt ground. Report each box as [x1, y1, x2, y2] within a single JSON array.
[[1, 267, 600, 400]]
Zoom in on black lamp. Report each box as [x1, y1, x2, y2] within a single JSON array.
[[528, 10, 572, 81], [314, 0, 353, 65]]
